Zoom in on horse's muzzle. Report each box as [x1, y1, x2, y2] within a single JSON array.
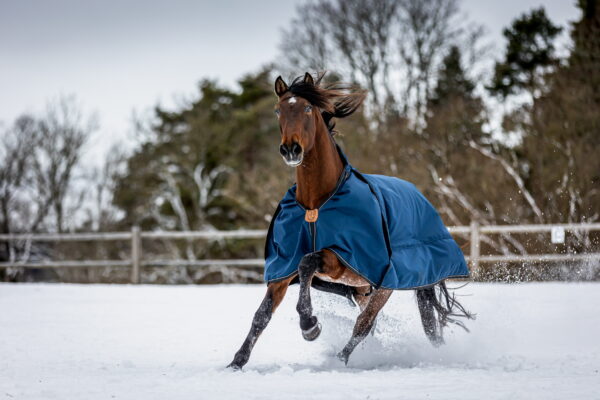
[[279, 142, 303, 167]]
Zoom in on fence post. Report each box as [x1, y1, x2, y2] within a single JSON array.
[[469, 220, 480, 279], [131, 226, 141, 284]]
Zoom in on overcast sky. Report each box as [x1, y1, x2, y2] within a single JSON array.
[[0, 0, 579, 166]]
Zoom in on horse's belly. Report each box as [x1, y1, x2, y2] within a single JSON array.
[[315, 269, 370, 287]]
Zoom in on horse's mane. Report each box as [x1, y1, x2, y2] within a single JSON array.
[[286, 72, 366, 135]]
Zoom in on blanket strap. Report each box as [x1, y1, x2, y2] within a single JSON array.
[[310, 277, 357, 307]]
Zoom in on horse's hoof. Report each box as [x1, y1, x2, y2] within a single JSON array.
[[227, 362, 243, 371], [430, 336, 445, 348], [227, 353, 247, 370], [302, 322, 322, 341], [336, 351, 349, 365]]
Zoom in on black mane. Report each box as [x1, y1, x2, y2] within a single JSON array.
[[286, 73, 366, 134]]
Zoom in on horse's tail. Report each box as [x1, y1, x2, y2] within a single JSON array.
[[416, 281, 475, 346]]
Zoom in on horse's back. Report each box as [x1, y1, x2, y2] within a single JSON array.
[[361, 173, 447, 241]]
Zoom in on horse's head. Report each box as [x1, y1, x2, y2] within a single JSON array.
[[273, 72, 367, 167], [274, 73, 318, 167]]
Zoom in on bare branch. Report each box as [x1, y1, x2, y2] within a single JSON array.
[[468, 140, 544, 223]]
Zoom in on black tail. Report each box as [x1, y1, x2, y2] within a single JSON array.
[[416, 281, 475, 346]]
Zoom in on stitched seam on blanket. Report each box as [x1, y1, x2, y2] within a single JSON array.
[[265, 269, 298, 283], [378, 272, 471, 291], [393, 235, 456, 249]]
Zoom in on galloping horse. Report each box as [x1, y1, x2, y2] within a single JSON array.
[[228, 73, 472, 370]]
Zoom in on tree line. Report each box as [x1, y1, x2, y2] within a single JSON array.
[[1, 0, 598, 283]]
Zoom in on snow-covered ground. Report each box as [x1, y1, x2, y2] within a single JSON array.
[[1, 282, 599, 400]]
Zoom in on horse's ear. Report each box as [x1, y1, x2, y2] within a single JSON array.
[[303, 72, 314, 85], [274, 76, 289, 97]]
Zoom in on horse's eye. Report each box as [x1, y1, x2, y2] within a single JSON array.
[[304, 105, 313, 113], [274, 109, 280, 117]]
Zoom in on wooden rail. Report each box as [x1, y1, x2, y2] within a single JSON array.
[[0, 223, 599, 283]]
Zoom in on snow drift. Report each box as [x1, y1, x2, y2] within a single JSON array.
[[0, 283, 599, 399]]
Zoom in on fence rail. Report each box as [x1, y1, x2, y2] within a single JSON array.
[[1, 222, 599, 283]]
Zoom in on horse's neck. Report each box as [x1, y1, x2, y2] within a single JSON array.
[[295, 123, 343, 210]]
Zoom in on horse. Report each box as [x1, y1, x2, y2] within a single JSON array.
[[228, 72, 473, 370]]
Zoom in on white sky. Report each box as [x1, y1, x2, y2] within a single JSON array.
[[0, 0, 580, 167]]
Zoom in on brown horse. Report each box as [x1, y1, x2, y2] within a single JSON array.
[[228, 72, 471, 370]]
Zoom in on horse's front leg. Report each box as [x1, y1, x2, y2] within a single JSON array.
[[296, 249, 344, 340], [228, 277, 293, 370], [337, 288, 393, 365], [296, 251, 324, 341]]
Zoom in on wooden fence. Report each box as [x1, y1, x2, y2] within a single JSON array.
[[1, 222, 599, 283]]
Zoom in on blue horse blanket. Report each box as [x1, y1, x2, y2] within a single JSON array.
[[264, 149, 469, 290]]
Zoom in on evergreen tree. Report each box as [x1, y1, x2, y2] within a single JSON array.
[[424, 45, 486, 167], [429, 46, 475, 108], [488, 7, 562, 99], [112, 68, 290, 283], [418, 45, 508, 229], [113, 69, 284, 232], [568, 0, 600, 100], [522, 0, 600, 224]]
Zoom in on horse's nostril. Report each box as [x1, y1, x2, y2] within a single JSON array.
[[280, 142, 302, 160], [279, 144, 289, 157], [291, 142, 302, 156]]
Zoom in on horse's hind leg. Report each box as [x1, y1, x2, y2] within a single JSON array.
[[353, 286, 377, 335], [337, 288, 392, 365], [416, 287, 444, 346], [228, 276, 293, 369], [353, 286, 372, 311]]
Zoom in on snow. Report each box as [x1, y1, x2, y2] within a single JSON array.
[[1, 282, 599, 400]]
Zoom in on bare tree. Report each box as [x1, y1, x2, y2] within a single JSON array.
[[279, 0, 479, 126], [82, 144, 126, 232], [29, 96, 96, 232], [327, 0, 398, 110], [0, 96, 94, 281], [279, 0, 399, 115], [279, 3, 332, 72], [396, 0, 461, 125], [0, 116, 38, 260]]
